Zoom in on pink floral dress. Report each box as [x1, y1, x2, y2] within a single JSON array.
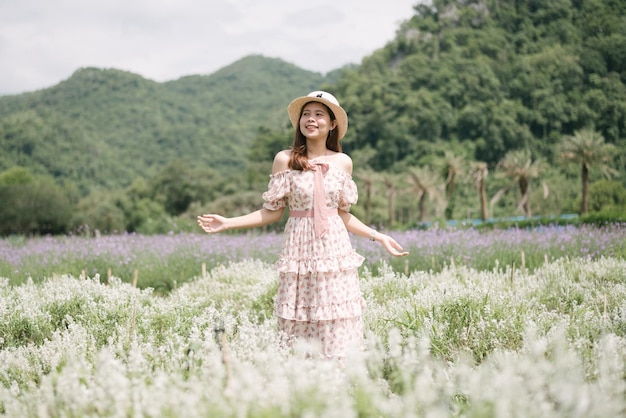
[[262, 159, 365, 358]]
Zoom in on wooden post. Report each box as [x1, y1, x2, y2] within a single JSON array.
[[202, 263, 207, 279]]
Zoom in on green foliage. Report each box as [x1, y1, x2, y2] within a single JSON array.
[[336, 0, 626, 171], [246, 126, 291, 190], [0, 167, 73, 235], [588, 179, 626, 212], [72, 191, 127, 234], [0, 166, 33, 184], [384, 294, 521, 368], [580, 210, 626, 226], [1, 314, 51, 348], [147, 159, 219, 216], [1, 2, 626, 234]]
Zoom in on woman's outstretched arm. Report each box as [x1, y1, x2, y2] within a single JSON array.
[[197, 207, 285, 234], [338, 210, 409, 257]]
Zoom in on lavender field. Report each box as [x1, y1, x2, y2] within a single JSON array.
[[1, 224, 625, 291], [1, 225, 626, 416]]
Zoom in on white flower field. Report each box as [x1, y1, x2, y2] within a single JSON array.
[[1, 227, 625, 417]]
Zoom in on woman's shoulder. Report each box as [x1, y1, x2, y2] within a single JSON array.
[[328, 152, 353, 176], [271, 150, 291, 174]]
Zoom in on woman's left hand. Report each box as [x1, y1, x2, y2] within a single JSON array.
[[377, 234, 409, 257]]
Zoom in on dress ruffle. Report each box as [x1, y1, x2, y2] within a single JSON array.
[[275, 298, 364, 321], [275, 251, 364, 274], [275, 215, 365, 272], [262, 169, 291, 211], [338, 174, 358, 212], [274, 268, 366, 321]]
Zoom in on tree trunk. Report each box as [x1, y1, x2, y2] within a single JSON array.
[[519, 178, 531, 217], [479, 178, 488, 221], [445, 174, 456, 220], [581, 163, 589, 214], [418, 193, 426, 223]]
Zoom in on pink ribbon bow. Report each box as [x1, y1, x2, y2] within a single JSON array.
[[310, 161, 330, 238]]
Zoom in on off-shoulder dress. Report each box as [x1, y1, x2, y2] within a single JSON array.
[[262, 159, 365, 358]]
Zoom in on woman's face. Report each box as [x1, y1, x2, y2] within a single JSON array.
[[299, 102, 337, 141]]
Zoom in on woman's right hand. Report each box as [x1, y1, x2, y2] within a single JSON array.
[[197, 214, 228, 234]]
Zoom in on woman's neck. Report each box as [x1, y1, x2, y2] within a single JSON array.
[[306, 142, 328, 159], [307, 151, 329, 160]]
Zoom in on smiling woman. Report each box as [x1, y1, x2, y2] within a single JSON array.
[[197, 90, 408, 359]]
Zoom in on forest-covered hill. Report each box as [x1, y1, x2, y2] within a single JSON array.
[[1, 0, 625, 236], [334, 0, 626, 170], [0, 55, 331, 192]]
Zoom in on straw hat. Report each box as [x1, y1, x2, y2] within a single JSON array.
[[287, 91, 348, 140]]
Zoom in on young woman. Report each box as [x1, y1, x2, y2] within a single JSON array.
[[198, 91, 408, 358]]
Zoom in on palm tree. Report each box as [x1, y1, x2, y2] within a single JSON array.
[[559, 129, 618, 214], [407, 166, 445, 223], [470, 161, 489, 221], [439, 151, 465, 220], [493, 149, 546, 218]]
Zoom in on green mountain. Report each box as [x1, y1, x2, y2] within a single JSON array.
[[0, 55, 328, 193], [333, 0, 626, 171], [2, 0, 625, 236]]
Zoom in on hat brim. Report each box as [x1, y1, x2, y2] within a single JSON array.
[[287, 96, 348, 140]]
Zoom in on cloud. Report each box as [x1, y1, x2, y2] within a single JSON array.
[[0, 0, 417, 95]]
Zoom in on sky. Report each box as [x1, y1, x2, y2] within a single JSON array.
[[0, 0, 419, 96]]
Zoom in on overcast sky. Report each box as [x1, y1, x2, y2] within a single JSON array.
[[0, 0, 419, 96]]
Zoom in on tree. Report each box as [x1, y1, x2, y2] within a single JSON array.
[[470, 161, 489, 221], [72, 191, 127, 234], [247, 127, 290, 190], [149, 159, 219, 216], [0, 167, 72, 235], [439, 151, 465, 220], [407, 166, 445, 223], [587, 179, 626, 213], [558, 128, 617, 214], [494, 149, 546, 218]]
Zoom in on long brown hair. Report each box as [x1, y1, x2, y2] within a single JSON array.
[[288, 101, 342, 171]]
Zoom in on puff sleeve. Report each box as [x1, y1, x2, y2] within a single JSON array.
[[262, 170, 291, 211], [338, 174, 359, 212]]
